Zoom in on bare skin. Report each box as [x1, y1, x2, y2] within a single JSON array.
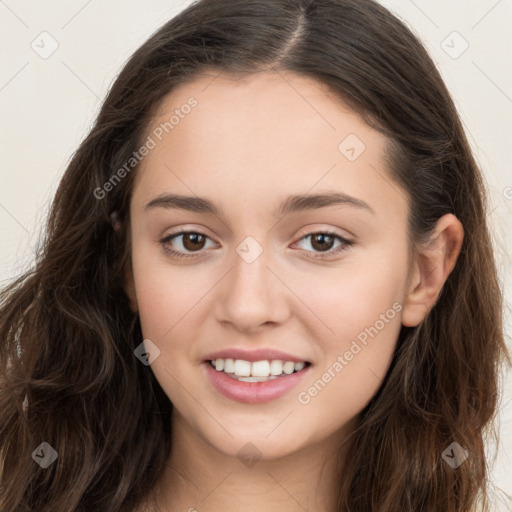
[[126, 70, 464, 511]]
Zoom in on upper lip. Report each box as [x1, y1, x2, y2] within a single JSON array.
[[203, 348, 310, 364]]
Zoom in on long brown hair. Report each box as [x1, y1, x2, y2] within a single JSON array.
[[1, 1, 509, 510]]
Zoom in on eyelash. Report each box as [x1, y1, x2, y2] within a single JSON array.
[[159, 230, 353, 260]]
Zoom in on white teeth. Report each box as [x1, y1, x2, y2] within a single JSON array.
[[269, 360, 283, 375], [234, 359, 251, 377], [237, 375, 279, 382], [282, 361, 295, 374], [294, 362, 305, 372], [209, 358, 308, 378], [251, 360, 270, 377], [224, 358, 235, 373]]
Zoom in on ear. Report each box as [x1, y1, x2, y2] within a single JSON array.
[[401, 213, 464, 327]]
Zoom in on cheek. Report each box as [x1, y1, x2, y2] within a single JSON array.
[[130, 244, 224, 370], [292, 248, 406, 419], [293, 245, 407, 346], [296, 300, 402, 437], [130, 242, 197, 342]]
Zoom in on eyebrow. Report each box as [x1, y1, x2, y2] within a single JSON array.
[[144, 191, 375, 217]]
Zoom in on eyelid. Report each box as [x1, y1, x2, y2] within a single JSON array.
[[159, 227, 353, 260], [160, 224, 215, 238], [294, 224, 353, 241], [161, 224, 352, 243], [161, 230, 217, 244], [290, 230, 353, 258]]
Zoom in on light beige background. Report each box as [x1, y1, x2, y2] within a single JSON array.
[[0, 0, 510, 495]]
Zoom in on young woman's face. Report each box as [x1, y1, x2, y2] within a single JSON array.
[[128, 71, 412, 459]]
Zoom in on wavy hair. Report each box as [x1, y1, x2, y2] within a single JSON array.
[[0, 0, 509, 510]]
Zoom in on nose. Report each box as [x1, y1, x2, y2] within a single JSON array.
[[214, 241, 291, 333]]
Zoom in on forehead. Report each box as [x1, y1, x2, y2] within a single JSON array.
[[141, 70, 381, 161], [131, 70, 407, 224]]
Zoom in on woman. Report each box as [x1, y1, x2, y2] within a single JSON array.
[[1, 0, 510, 510]]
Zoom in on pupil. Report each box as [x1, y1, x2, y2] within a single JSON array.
[[184, 233, 204, 251], [313, 234, 333, 251]]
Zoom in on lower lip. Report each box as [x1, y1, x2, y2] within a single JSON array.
[[203, 362, 312, 404]]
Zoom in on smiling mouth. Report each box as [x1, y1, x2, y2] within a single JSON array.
[[208, 358, 311, 382]]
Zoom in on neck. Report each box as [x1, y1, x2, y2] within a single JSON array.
[[150, 410, 356, 512]]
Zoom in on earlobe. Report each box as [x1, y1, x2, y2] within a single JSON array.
[[401, 214, 464, 327]]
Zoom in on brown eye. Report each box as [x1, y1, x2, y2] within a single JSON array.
[[293, 231, 353, 259], [160, 231, 216, 259], [182, 232, 207, 251], [310, 233, 336, 252]]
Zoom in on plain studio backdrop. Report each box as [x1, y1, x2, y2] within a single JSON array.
[[0, 0, 511, 496]]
